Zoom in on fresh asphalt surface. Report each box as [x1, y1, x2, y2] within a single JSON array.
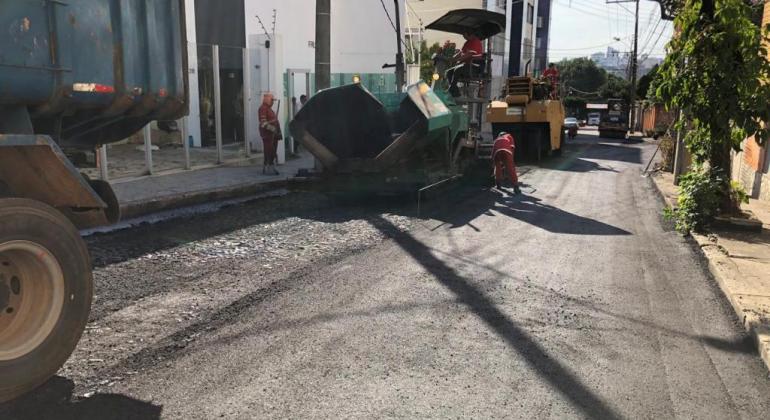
[[4, 129, 770, 419]]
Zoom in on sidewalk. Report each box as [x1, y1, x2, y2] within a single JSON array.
[[111, 151, 315, 219], [651, 171, 770, 371]]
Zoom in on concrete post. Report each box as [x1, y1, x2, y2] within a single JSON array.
[[242, 47, 252, 157], [181, 117, 191, 170], [213, 45, 223, 164], [673, 109, 686, 186], [315, 0, 331, 91], [143, 124, 153, 175]]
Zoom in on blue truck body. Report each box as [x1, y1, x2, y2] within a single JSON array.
[[0, 0, 188, 148]]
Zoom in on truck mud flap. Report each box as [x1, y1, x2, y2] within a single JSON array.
[[0, 135, 120, 228]]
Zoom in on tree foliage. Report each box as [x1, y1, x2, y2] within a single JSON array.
[[558, 57, 608, 93], [655, 0, 770, 175], [600, 74, 631, 103], [407, 41, 458, 84], [637, 64, 659, 100]]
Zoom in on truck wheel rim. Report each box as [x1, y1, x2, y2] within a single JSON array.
[[0, 241, 65, 361]]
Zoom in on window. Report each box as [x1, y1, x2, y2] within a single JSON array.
[[536, 37, 542, 49], [538, 16, 544, 28], [527, 4, 534, 24]]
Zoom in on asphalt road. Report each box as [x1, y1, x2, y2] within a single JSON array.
[[4, 130, 770, 419]]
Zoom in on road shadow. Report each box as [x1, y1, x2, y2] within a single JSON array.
[[577, 142, 643, 165], [437, 189, 631, 236], [548, 157, 619, 173], [0, 376, 161, 420], [429, 247, 757, 356], [369, 215, 624, 419]]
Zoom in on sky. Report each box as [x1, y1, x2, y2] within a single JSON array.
[[547, 0, 674, 61]]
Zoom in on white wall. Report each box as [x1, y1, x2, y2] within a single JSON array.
[[331, 0, 405, 73], [246, 0, 404, 75], [408, 0, 482, 47], [244, 0, 316, 72]]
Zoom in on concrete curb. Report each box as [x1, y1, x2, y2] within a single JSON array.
[[119, 177, 310, 220], [647, 173, 770, 373], [690, 233, 770, 372]]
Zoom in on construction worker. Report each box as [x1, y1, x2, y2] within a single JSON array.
[[542, 63, 559, 99], [492, 132, 521, 194], [258, 92, 281, 175], [447, 31, 484, 97]]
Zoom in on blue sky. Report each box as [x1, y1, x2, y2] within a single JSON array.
[[548, 0, 673, 61]]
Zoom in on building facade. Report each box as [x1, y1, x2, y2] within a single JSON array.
[[507, 0, 552, 77], [184, 0, 404, 162]]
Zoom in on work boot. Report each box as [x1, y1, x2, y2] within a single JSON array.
[[513, 184, 522, 195], [495, 182, 501, 190]]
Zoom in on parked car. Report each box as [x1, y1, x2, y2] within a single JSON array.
[[588, 112, 601, 126], [564, 117, 579, 128]]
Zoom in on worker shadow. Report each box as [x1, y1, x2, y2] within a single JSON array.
[[544, 157, 619, 173], [435, 188, 631, 236], [0, 376, 161, 420], [493, 193, 631, 235]]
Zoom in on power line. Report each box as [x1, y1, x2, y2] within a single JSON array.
[[643, 23, 669, 57], [638, 16, 662, 54], [379, 0, 408, 49]]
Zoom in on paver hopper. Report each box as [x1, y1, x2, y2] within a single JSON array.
[[290, 82, 475, 191]]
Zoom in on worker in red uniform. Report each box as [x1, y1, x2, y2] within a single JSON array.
[[542, 63, 559, 99], [448, 31, 484, 97], [258, 92, 281, 175], [492, 132, 521, 194]]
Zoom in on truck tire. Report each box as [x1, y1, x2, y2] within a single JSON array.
[[0, 198, 92, 403]]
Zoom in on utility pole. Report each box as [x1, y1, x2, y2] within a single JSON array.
[[315, 0, 331, 91], [607, 0, 641, 133], [629, 0, 640, 133], [393, 0, 405, 90]]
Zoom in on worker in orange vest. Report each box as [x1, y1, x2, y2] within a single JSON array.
[[258, 92, 281, 175], [492, 132, 521, 194]]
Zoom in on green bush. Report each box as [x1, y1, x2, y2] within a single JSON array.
[[665, 167, 725, 234]]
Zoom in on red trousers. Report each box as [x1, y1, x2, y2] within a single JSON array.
[[262, 137, 277, 165], [493, 150, 518, 185]]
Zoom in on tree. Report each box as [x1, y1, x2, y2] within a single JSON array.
[[600, 74, 631, 103], [656, 0, 770, 221], [636, 64, 659, 100], [558, 57, 608, 93], [406, 41, 457, 84]]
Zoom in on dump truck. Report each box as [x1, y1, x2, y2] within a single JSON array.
[[0, 1, 188, 402], [486, 76, 566, 161], [598, 98, 629, 139]]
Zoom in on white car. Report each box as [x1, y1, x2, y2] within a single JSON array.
[[587, 113, 601, 126], [564, 117, 579, 128]]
